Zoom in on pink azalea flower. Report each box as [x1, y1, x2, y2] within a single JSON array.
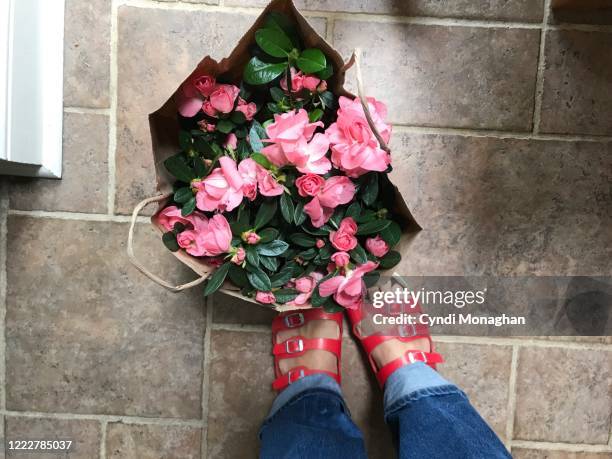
[[176, 213, 231, 257], [329, 217, 358, 251], [303, 176, 356, 227], [319, 261, 378, 310], [194, 157, 244, 212], [261, 109, 331, 175], [235, 97, 258, 121], [238, 158, 258, 201], [157, 205, 191, 231], [286, 272, 324, 307], [256, 291, 276, 304], [280, 68, 321, 94], [331, 251, 350, 268], [231, 247, 246, 265], [177, 74, 217, 118], [326, 96, 392, 177], [365, 235, 390, 257], [256, 167, 284, 197], [224, 133, 238, 150], [209, 84, 240, 114]]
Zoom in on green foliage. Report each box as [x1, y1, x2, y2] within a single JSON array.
[[244, 57, 287, 85], [297, 48, 327, 73], [203, 263, 231, 296]]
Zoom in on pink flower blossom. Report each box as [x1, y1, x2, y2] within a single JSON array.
[[231, 247, 246, 265], [316, 239, 325, 249], [280, 68, 320, 94], [157, 205, 191, 231], [329, 217, 358, 251], [331, 251, 350, 268], [238, 158, 258, 201], [243, 231, 261, 245], [176, 214, 231, 257], [256, 167, 284, 197], [194, 156, 244, 212], [197, 119, 216, 132], [326, 96, 392, 177], [261, 109, 331, 175], [296, 173, 325, 197], [319, 261, 378, 310], [235, 97, 257, 121], [303, 176, 356, 227], [194, 75, 216, 97], [365, 235, 390, 258], [209, 84, 240, 114], [287, 272, 324, 307], [256, 291, 276, 304], [177, 74, 216, 118], [224, 133, 238, 150]]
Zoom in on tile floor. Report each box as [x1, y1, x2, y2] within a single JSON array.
[[1, 0, 612, 457]]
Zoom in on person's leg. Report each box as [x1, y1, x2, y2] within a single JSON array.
[[259, 310, 367, 459], [373, 337, 511, 459]]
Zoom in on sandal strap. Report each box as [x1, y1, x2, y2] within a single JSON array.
[[272, 309, 342, 333], [272, 366, 340, 391], [358, 323, 431, 355], [376, 350, 444, 388], [273, 336, 341, 359]]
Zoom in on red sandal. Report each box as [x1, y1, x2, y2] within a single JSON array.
[[347, 300, 443, 388], [271, 308, 343, 391]]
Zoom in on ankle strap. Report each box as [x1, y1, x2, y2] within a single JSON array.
[[272, 366, 340, 391], [376, 351, 444, 388]]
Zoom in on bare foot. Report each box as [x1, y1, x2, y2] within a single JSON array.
[[276, 319, 340, 375]]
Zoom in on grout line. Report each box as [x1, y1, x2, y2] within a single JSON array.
[[0, 182, 7, 412], [532, 0, 552, 135], [200, 297, 214, 459], [107, 0, 120, 217], [210, 322, 271, 334], [392, 124, 612, 143], [511, 439, 612, 453], [325, 14, 336, 44], [99, 420, 107, 459], [504, 345, 519, 449], [119, 0, 612, 33], [63, 107, 111, 116], [1, 410, 205, 427], [7, 209, 149, 223]]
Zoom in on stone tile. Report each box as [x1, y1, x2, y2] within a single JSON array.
[[514, 347, 612, 443], [63, 0, 111, 108], [390, 133, 612, 276], [5, 417, 101, 459], [341, 337, 395, 459], [106, 423, 201, 459], [549, 8, 612, 25], [513, 449, 612, 459], [212, 292, 276, 325], [115, 7, 324, 214], [333, 22, 540, 130], [6, 217, 205, 418], [9, 113, 109, 213], [435, 342, 512, 440], [540, 30, 612, 136], [226, 0, 544, 21], [207, 330, 275, 458]]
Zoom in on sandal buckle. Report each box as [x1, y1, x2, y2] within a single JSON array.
[[407, 351, 427, 364], [285, 338, 304, 354], [284, 313, 304, 328], [287, 368, 305, 384]]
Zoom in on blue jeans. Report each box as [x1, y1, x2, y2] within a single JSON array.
[[260, 362, 511, 458]]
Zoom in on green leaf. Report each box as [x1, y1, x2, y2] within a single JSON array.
[[250, 152, 272, 168], [310, 273, 335, 305], [363, 270, 381, 288], [249, 120, 267, 153], [379, 250, 401, 269], [259, 228, 279, 243], [301, 224, 331, 236], [316, 60, 334, 80], [228, 264, 249, 288], [270, 265, 294, 288], [255, 28, 294, 58], [246, 246, 260, 267], [230, 111, 247, 125], [294, 201, 307, 225], [254, 200, 277, 229], [274, 288, 299, 304], [181, 197, 196, 217], [309, 108, 324, 122], [356, 219, 391, 236], [323, 302, 344, 313], [345, 202, 361, 220], [289, 233, 316, 248], [299, 248, 317, 261], [174, 187, 193, 204], [265, 12, 299, 46], [194, 137, 215, 157], [193, 157, 207, 177], [247, 266, 272, 291], [280, 192, 295, 224], [162, 232, 180, 252], [329, 206, 345, 228], [380, 221, 401, 247], [203, 262, 231, 297], [244, 56, 287, 85], [257, 240, 289, 257], [260, 255, 279, 271], [270, 87, 285, 103], [356, 210, 377, 224], [164, 154, 195, 183], [237, 139, 251, 160], [350, 244, 368, 264], [179, 130, 192, 151], [296, 49, 327, 74], [361, 173, 379, 206], [319, 91, 335, 110], [217, 119, 235, 134]]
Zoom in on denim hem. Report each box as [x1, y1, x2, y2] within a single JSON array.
[[385, 384, 466, 421], [259, 387, 350, 439]]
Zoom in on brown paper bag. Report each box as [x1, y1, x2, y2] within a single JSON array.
[[127, 0, 421, 309]]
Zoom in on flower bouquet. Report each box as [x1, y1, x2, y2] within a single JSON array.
[[128, 0, 419, 312]]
